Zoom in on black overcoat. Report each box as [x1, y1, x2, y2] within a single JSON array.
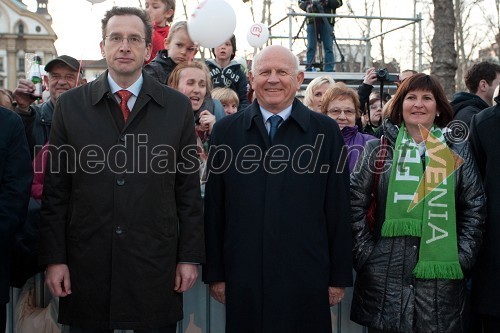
[[203, 99, 353, 333], [38, 71, 205, 330], [0, 107, 32, 304]]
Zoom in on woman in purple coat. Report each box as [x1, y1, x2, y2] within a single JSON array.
[[321, 83, 376, 172]]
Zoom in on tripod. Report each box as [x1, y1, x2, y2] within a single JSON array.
[[295, 7, 345, 71]]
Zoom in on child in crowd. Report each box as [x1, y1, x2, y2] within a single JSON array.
[[144, 21, 197, 85], [212, 87, 239, 115], [362, 92, 383, 136], [206, 35, 250, 111], [144, 0, 175, 64]]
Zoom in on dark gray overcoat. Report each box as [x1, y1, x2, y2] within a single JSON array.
[[38, 71, 204, 330], [0, 107, 32, 304], [203, 99, 353, 333], [470, 99, 500, 317]]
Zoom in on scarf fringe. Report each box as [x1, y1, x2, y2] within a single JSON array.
[[381, 219, 422, 237], [413, 261, 464, 279]]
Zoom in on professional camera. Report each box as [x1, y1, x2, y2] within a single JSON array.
[[306, 0, 325, 13], [376, 68, 399, 83]]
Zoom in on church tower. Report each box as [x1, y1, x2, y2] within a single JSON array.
[[36, 0, 48, 15]]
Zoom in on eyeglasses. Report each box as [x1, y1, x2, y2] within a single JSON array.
[[369, 103, 383, 110], [327, 108, 356, 116], [105, 35, 146, 47]]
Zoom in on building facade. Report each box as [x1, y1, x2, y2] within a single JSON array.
[[0, 0, 57, 90]]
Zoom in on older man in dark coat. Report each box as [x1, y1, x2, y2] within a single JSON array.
[[470, 94, 500, 333], [203, 45, 353, 333], [38, 7, 204, 333], [0, 107, 32, 332]]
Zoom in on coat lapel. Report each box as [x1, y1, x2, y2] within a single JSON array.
[[244, 100, 272, 147]]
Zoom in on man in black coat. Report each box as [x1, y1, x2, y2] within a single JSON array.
[[451, 61, 500, 127], [470, 93, 500, 333], [203, 45, 352, 333], [39, 7, 204, 333], [11, 55, 86, 289], [0, 107, 32, 332]]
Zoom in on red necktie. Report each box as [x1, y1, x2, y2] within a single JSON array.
[[116, 90, 132, 122]]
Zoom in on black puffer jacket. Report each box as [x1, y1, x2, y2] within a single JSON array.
[[143, 50, 177, 85], [350, 119, 486, 333]]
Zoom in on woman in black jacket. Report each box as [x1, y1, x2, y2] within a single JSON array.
[[350, 74, 486, 333]]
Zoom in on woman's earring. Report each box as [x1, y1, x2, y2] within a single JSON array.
[[437, 113, 440, 117]]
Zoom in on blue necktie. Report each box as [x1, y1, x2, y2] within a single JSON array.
[[268, 115, 283, 144]]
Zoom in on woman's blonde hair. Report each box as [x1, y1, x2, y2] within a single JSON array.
[[167, 61, 213, 93], [212, 87, 239, 106], [303, 76, 335, 108]]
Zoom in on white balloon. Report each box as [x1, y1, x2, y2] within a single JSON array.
[[247, 23, 269, 48], [188, 0, 236, 49], [86, 0, 106, 3]]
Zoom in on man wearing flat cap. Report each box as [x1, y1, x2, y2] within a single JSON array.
[[13, 55, 86, 158]]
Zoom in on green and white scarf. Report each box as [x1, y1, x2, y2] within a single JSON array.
[[383, 123, 463, 279]]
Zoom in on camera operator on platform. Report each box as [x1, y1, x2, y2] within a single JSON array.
[[299, 0, 342, 72]]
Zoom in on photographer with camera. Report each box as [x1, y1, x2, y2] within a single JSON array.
[[299, 0, 342, 72]]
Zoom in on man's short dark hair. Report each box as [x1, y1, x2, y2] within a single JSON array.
[[101, 6, 153, 44], [465, 61, 500, 94]]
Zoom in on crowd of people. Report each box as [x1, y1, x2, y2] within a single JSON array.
[[1, 2, 500, 333]]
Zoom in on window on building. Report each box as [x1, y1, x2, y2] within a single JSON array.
[[18, 23, 24, 35], [0, 58, 4, 72], [18, 58, 25, 73]]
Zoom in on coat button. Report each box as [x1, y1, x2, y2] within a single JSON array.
[[412, 245, 417, 249], [409, 284, 414, 289], [116, 179, 125, 186], [115, 226, 124, 235]]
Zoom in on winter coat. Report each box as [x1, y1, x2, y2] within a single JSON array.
[[38, 71, 205, 330], [203, 99, 353, 333], [451, 91, 489, 127], [144, 50, 177, 85], [470, 97, 500, 317], [340, 125, 375, 173], [206, 59, 250, 111], [350, 119, 486, 333], [298, 0, 342, 25], [17, 99, 54, 159], [0, 107, 32, 303]]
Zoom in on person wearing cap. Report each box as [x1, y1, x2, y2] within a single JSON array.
[[13, 55, 85, 159], [206, 35, 250, 111]]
